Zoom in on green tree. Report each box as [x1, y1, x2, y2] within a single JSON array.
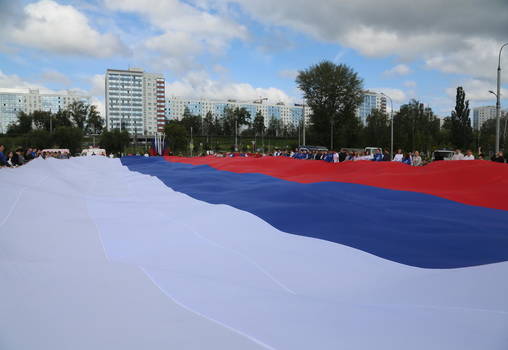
[[203, 111, 214, 143], [68, 101, 89, 129], [363, 109, 390, 148], [450, 86, 473, 149], [99, 129, 130, 155], [53, 126, 83, 154], [23, 129, 53, 149], [85, 105, 104, 135], [267, 116, 282, 137], [53, 109, 73, 129], [32, 110, 53, 131], [479, 115, 508, 155], [7, 111, 33, 135], [253, 111, 265, 137], [394, 100, 440, 153], [181, 110, 202, 135], [296, 60, 364, 148], [164, 120, 188, 153]]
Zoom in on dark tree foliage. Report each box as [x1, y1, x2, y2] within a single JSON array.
[[450, 87, 473, 149], [23, 129, 53, 149], [7, 111, 33, 135], [479, 115, 508, 154], [53, 126, 84, 154], [363, 109, 390, 148], [32, 111, 53, 131], [222, 107, 251, 137], [253, 111, 266, 137], [393, 100, 440, 153], [99, 129, 130, 155], [297, 60, 364, 148], [86, 105, 104, 135], [266, 116, 282, 137], [203, 111, 214, 142], [54, 109, 73, 129], [181, 112, 202, 136], [68, 101, 88, 129], [164, 120, 188, 153]]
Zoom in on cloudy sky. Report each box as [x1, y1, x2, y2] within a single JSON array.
[[0, 0, 507, 116]]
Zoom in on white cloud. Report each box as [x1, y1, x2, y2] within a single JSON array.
[[278, 69, 299, 80], [165, 71, 292, 103], [383, 64, 412, 77], [0, 70, 49, 92], [105, 0, 247, 71], [8, 0, 128, 57], [371, 88, 407, 104], [40, 69, 71, 86], [89, 74, 105, 97], [219, 0, 507, 80], [425, 38, 505, 80], [446, 79, 508, 102]]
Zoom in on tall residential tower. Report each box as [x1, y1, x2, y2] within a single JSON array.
[[105, 68, 165, 136]]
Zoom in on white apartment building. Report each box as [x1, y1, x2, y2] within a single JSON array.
[[473, 106, 497, 131], [165, 97, 312, 128], [0, 89, 91, 134], [105, 68, 165, 136]]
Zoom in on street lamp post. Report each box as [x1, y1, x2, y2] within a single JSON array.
[[494, 43, 508, 153], [302, 99, 306, 146], [381, 92, 394, 159], [234, 116, 238, 152]]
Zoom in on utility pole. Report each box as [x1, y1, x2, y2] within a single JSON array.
[[234, 116, 238, 152], [495, 43, 507, 153], [330, 119, 334, 150], [302, 99, 306, 146], [381, 92, 394, 159]]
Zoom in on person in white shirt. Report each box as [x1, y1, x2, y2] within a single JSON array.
[[463, 149, 475, 160], [392, 149, 404, 162], [451, 149, 464, 160], [412, 151, 423, 166]]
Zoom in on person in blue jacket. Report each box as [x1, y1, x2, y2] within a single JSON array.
[[401, 152, 412, 165], [372, 148, 383, 161], [0, 144, 6, 167]]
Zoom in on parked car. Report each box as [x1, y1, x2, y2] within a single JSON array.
[[432, 149, 454, 161], [364, 147, 382, 155]]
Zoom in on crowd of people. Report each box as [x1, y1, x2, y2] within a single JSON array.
[[278, 148, 506, 165], [0, 144, 70, 168]]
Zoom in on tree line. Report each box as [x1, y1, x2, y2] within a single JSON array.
[[296, 61, 506, 154], [163, 105, 305, 152], [3, 101, 132, 154]]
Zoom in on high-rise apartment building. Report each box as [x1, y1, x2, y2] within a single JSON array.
[[356, 91, 387, 124], [105, 68, 165, 136], [473, 106, 497, 131], [0, 89, 90, 134], [165, 97, 312, 127]]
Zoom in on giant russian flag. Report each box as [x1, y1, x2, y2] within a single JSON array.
[[1, 156, 507, 349]]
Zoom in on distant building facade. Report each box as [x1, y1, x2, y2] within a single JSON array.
[[105, 68, 165, 136], [473, 106, 497, 131], [0, 89, 90, 134], [165, 97, 312, 127], [356, 91, 387, 124]]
